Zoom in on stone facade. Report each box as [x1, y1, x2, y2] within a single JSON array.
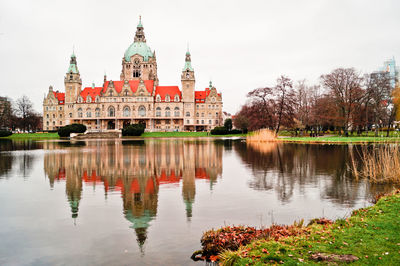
[[43, 17, 223, 132]]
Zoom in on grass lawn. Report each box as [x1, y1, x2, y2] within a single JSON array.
[[0, 132, 60, 140], [220, 191, 400, 265], [281, 136, 400, 143], [140, 132, 247, 138]]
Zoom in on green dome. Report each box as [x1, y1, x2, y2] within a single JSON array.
[[124, 41, 153, 62]]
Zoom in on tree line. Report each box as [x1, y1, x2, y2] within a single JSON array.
[[234, 68, 400, 137], [0, 95, 42, 132]]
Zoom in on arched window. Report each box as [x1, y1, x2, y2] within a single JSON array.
[[95, 96, 100, 103], [87, 96, 91, 103], [95, 108, 100, 117], [165, 94, 170, 102], [86, 108, 91, 117], [124, 90, 129, 96], [186, 112, 190, 117], [174, 107, 180, 117], [109, 91, 113, 96], [46, 121, 49, 126], [108, 106, 115, 117], [46, 114, 49, 118], [156, 94, 161, 102], [78, 96, 83, 103], [156, 107, 161, 117], [123, 106, 130, 117], [78, 108, 83, 118], [174, 94, 180, 102], [196, 112, 199, 117], [138, 105, 146, 117], [165, 107, 171, 117]]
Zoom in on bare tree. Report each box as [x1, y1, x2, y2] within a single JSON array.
[[365, 72, 392, 136], [274, 75, 296, 135], [16, 95, 34, 132], [321, 68, 364, 136]]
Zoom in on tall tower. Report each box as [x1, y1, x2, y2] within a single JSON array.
[[182, 48, 195, 128], [64, 52, 82, 124], [121, 16, 158, 84]]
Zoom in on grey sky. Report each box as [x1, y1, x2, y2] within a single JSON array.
[[0, 0, 399, 114]]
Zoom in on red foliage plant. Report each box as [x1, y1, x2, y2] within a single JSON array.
[[195, 224, 311, 260]]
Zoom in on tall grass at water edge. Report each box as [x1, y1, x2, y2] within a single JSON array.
[[350, 144, 400, 183], [247, 129, 277, 142]]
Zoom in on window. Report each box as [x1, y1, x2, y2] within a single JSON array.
[[95, 108, 100, 117], [209, 120, 211, 124], [215, 120, 218, 124], [60, 121, 62, 125], [46, 107, 48, 111], [95, 96, 100, 103], [174, 94, 180, 102], [186, 120, 189, 124], [86, 108, 91, 117], [165, 94, 170, 102], [156, 94, 161, 102], [216, 112, 218, 117], [46, 114, 49, 118], [124, 90, 129, 96], [165, 120, 170, 124], [174, 107, 179, 117], [186, 112, 190, 117], [59, 107, 62, 110], [46, 121, 49, 126], [108, 106, 115, 117], [123, 106, 130, 117], [201, 120, 204, 124], [156, 107, 161, 117], [196, 113, 199, 117], [138, 105, 146, 117], [87, 96, 91, 103], [109, 91, 113, 96], [53, 114, 55, 118], [133, 70, 141, 77], [69, 113, 72, 118], [201, 113, 204, 117], [60, 114, 62, 118], [165, 107, 171, 117], [78, 96, 83, 103], [53, 121, 55, 125], [78, 108, 83, 118]]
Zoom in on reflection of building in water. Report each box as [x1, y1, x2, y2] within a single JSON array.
[[43, 140, 222, 249]]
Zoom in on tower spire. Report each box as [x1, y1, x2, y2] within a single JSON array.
[[183, 47, 193, 71], [134, 16, 146, 42]]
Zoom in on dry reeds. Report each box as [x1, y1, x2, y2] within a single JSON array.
[[350, 145, 400, 183], [247, 129, 277, 143]]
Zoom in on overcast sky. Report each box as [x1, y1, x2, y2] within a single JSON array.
[[1, 0, 399, 114]]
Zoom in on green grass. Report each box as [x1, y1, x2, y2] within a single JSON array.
[[139, 132, 247, 138], [0, 132, 59, 139], [220, 192, 400, 265], [281, 136, 400, 143]]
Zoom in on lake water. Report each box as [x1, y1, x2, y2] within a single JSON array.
[[0, 139, 395, 265]]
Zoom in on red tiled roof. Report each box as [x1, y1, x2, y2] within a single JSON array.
[[130, 178, 140, 194], [53, 91, 65, 105], [194, 88, 222, 103], [155, 86, 181, 101], [157, 169, 182, 185], [80, 87, 103, 102], [102, 80, 154, 94]]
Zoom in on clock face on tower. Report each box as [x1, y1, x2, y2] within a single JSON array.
[[186, 72, 190, 78], [134, 58, 140, 66]]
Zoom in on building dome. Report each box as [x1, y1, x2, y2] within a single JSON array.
[[124, 41, 153, 62]]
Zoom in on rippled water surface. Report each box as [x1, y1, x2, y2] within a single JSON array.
[[0, 139, 394, 265]]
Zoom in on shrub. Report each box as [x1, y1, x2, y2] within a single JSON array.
[[57, 126, 71, 137], [69, 123, 86, 133], [0, 130, 12, 137], [122, 124, 145, 136], [229, 129, 243, 134], [57, 123, 86, 137], [210, 126, 228, 135]]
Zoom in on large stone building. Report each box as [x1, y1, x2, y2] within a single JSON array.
[[43, 17, 223, 132]]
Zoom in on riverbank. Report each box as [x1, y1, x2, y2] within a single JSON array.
[[280, 136, 400, 143], [139, 132, 247, 138], [197, 190, 400, 265], [0, 133, 59, 140]]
